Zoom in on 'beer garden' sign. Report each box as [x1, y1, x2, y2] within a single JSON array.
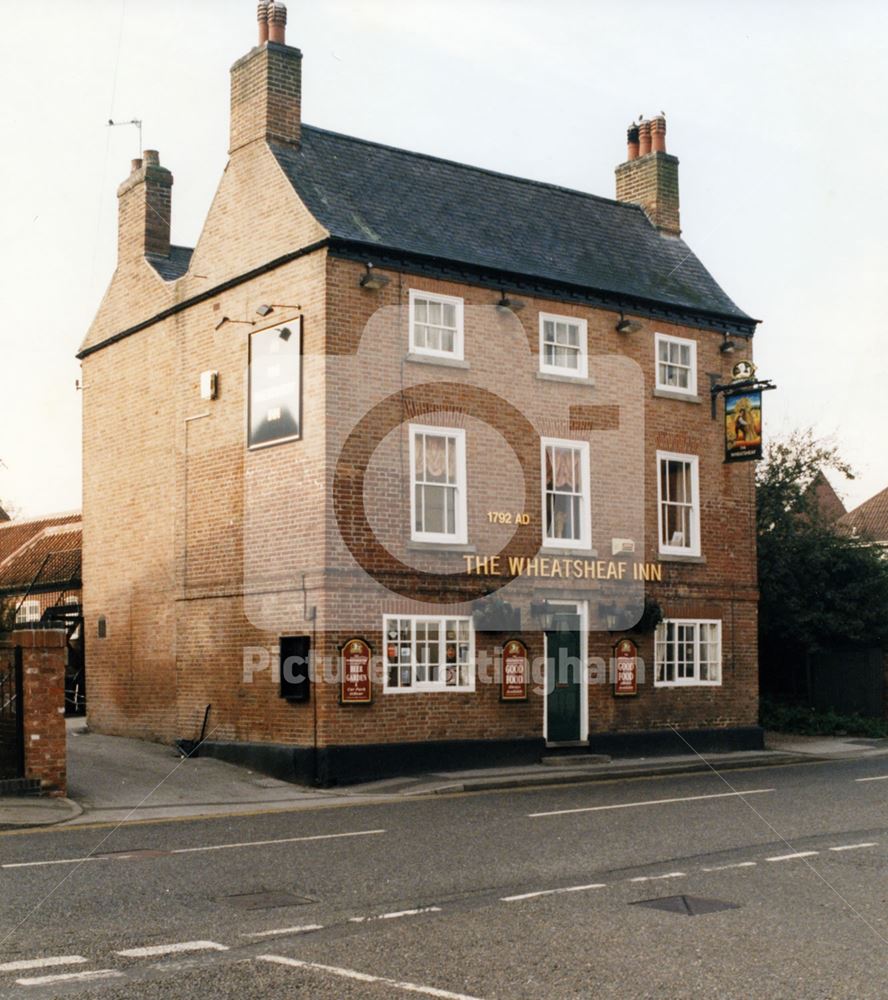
[[341, 638, 372, 704]]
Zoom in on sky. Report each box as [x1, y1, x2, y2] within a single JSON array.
[[0, 0, 886, 517]]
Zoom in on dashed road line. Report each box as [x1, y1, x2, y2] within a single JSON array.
[[701, 861, 757, 872], [259, 954, 487, 999], [242, 924, 324, 939], [629, 872, 686, 883], [349, 906, 442, 923], [17, 970, 124, 987], [855, 775, 888, 783], [829, 842, 878, 852], [529, 788, 774, 818], [2, 829, 386, 870], [115, 940, 229, 958], [766, 851, 819, 862], [0, 956, 88, 973], [501, 883, 606, 902]]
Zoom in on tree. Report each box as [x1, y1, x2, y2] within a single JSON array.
[[0, 598, 16, 634], [756, 431, 888, 697]]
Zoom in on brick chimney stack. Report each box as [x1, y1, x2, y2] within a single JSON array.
[[615, 115, 680, 237], [230, 1, 302, 154], [116, 149, 173, 264]]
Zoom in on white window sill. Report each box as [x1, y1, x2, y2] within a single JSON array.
[[383, 686, 476, 695], [540, 546, 598, 558], [537, 371, 595, 387], [653, 387, 701, 403], [405, 352, 470, 370], [658, 552, 705, 564], [407, 541, 476, 553], [654, 680, 722, 688]]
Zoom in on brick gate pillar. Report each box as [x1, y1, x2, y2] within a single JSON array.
[[12, 629, 67, 796]]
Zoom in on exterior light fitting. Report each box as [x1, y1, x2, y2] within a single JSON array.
[[256, 304, 302, 317], [719, 335, 737, 354], [497, 293, 526, 313], [359, 263, 390, 290], [616, 311, 643, 334], [214, 317, 255, 331]]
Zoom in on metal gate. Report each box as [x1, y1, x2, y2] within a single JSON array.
[[0, 643, 24, 780]]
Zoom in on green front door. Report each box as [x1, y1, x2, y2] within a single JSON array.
[[546, 613, 582, 742]]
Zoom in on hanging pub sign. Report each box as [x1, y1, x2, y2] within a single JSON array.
[[501, 639, 529, 701], [340, 638, 373, 705], [613, 638, 639, 696], [724, 388, 763, 463]]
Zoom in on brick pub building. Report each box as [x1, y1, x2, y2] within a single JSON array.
[[79, 3, 762, 784]]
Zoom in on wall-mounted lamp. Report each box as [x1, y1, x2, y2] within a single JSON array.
[[214, 317, 255, 332], [615, 311, 643, 335], [530, 598, 554, 629], [497, 293, 526, 313], [719, 334, 737, 355], [256, 303, 302, 317], [359, 263, 390, 290]]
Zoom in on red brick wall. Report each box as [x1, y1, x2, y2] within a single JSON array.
[[12, 630, 67, 795]]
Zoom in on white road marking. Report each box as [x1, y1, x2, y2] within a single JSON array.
[[3, 829, 386, 870], [17, 970, 124, 987], [259, 954, 486, 1000], [701, 862, 757, 872], [349, 906, 442, 923], [115, 940, 228, 958], [629, 872, 685, 883], [529, 788, 774, 818], [501, 883, 606, 902], [0, 956, 88, 972], [242, 924, 324, 939], [1, 857, 109, 870], [766, 851, 819, 862], [829, 842, 878, 852], [855, 775, 888, 782]]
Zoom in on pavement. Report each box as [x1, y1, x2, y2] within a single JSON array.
[[1, 720, 887, 831]]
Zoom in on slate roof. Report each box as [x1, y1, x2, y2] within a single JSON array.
[[271, 126, 755, 329], [147, 245, 194, 282], [839, 486, 888, 543]]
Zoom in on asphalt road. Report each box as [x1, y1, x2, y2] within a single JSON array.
[[0, 756, 886, 999]]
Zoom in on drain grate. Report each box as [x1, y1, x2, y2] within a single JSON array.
[[632, 895, 739, 916], [223, 890, 314, 911]]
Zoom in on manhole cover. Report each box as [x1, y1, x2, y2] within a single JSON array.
[[632, 895, 739, 916], [223, 890, 314, 910]]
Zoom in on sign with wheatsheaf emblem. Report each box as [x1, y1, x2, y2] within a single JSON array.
[[341, 638, 373, 704], [614, 638, 639, 697], [724, 388, 763, 463], [501, 639, 529, 701]]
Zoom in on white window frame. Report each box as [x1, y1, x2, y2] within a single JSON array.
[[539, 312, 588, 379], [541, 437, 592, 551], [654, 619, 722, 686], [383, 615, 475, 692], [409, 289, 465, 361], [409, 424, 468, 545], [657, 451, 701, 557], [15, 599, 41, 625], [655, 332, 697, 396]]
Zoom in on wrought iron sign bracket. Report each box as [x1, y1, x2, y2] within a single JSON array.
[[709, 375, 777, 419]]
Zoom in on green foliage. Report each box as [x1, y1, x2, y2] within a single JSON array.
[[757, 430, 888, 653], [760, 698, 888, 738]]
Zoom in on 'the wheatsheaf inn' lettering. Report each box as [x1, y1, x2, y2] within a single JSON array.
[[462, 556, 663, 581]]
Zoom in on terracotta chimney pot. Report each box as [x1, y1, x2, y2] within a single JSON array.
[[257, 2, 269, 44], [638, 120, 652, 156], [626, 125, 640, 161], [651, 116, 667, 153]]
